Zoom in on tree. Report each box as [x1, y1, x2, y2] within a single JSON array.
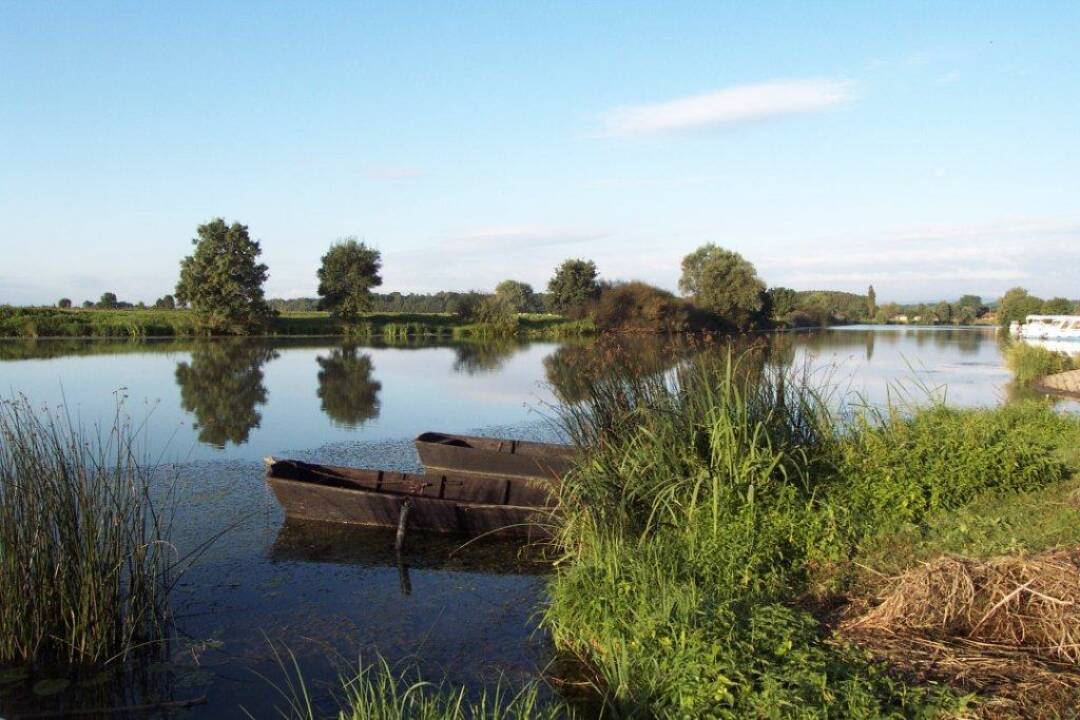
[[956, 305, 977, 325], [933, 300, 953, 324], [957, 294, 983, 310], [997, 287, 1044, 327], [678, 244, 766, 330], [175, 218, 271, 333], [154, 294, 176, 310], [81, 300, 94, 309], [765, 287, 797, 319], [316, 238, 383, 320], [494, 280, 537, 313], [1042, 297, 1074, 315], [866, 285, 877, 319], [548, 259, 600, 316], [98, 292, 119, 309], [57, 298, 72, 309], [590, 282, 691, 333]]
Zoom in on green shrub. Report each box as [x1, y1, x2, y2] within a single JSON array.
[[1005, 342, 1078, 384], [589, 281, 693, 333]]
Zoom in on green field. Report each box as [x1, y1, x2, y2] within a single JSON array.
[[0, 307, 593, 339]]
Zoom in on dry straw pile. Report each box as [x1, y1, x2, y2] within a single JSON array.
[[842, 548, 1080, 717]]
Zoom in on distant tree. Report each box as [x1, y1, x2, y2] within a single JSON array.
[[866, 285, 877, 319], [765, 287, 797, 319], [956, 305, 977, 325], [1042, 297, 1074, 315], [154, 294, 176, 310], [316, 238, 383, 321], [678, 244, 766, 329], [98, 292, 119, 309], [57, 298, 72, 309], [82, 300, 94, 309], [548, 259, 600, 316], [591, 282, 692, 333], [997, 287, 1044, 327], [475, 294, 519, 330], [878, 302, 902, 323], [176, 218, 272, 333], [933, 300, 953, 324], [494, 280, 537, 313], [452, 292, 486, 321], [957, 294, 983, 310]]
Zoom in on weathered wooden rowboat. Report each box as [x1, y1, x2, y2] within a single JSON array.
[[265, 458, 554, 538], [414, 432, 575, 480]]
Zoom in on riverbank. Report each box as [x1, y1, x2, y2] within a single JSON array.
[[0, 307, 594, 339], [545, 349, 1080, 717]]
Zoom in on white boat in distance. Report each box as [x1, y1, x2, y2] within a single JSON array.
[[1010, 315, 1080, 342]]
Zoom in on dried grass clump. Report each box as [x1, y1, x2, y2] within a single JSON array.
[[842, 548, 1080, 717]]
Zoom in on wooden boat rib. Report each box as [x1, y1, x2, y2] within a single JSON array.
[[265, 458, 553, 538], [414, 432, 575, 480]]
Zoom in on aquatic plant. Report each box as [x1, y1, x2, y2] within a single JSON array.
[[1005, 341, 1078, 385], [0, 398, 173, 667]]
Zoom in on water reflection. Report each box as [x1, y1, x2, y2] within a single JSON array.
[[175, 341, 279, 447], [315, 346, 382, 428], [543, 336, 698, 403], [452, 338, 528, 375]]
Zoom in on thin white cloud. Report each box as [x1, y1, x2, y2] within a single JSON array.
[[366, 165, 426, 180], [603, 78, 854, 136], [442, 226, 607, 252]]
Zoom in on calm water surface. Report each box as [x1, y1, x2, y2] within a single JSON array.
[[0, 328, 1075, 716]]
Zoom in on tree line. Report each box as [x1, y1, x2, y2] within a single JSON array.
[[50, 217, 1079, 334]]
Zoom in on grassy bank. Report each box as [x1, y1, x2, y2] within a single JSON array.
[[0, 398, 173, 668], [1005, 341, 1079, 385], [0, 307, 593, 339], [545, 349, 1080, 717]]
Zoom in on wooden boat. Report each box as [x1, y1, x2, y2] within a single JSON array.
[[414, 432, 575, 480], [265, 458, 554, 538]]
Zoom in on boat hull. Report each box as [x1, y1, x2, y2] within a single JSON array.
[[266, 460, 553, 538], [414, 432, 575, 480]]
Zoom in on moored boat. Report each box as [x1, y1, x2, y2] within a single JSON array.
[[414, 432, 575, 480], [1010, 315, 1080, 341], [264, 458, 554, 538]]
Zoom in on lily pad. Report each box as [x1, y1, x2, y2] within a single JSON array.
[[32, 678, 71, 696]]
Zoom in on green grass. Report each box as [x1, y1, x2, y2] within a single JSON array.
[[0, 307, 594, 340], [0, 397, 173, 667], [1004, 341, 1079, 384], [544, 348, 1080, 717]]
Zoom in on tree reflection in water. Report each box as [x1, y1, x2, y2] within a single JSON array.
[[451, 338, 527, 376], [175, 341, 279, 447], [316, 345, 382, 428]]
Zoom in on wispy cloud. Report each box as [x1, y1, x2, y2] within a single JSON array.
[[366, 165, 426, 180], [602, 78, 854, 136]]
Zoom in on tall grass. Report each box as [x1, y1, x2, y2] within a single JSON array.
[[256, 647, 569, 720], [0, 398, 173, 667], [1005, 341, 1078, 384], [545, 347, 1076, 717]]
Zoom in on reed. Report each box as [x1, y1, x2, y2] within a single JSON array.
[[545, 346, 1079, 716], [1005, 341, 1078, 384], [0, 397, 173, 667]]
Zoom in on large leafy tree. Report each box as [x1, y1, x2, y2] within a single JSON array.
[[678, 244, 766, 330], [316, 238, 383, 320], [866, 285, 877, 318], [548, 259, 600, 315], [1042, 297, 1074, 315], [176, 219, 271, 333], [494, 280, 537, 313], [997, 287, 1044, 327], [765, 287, 797, 319]]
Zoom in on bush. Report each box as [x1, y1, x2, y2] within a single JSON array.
[[1006, 342, 1079, 385], [589, 281, 692, 333]]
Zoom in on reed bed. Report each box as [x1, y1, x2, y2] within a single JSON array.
[[544, 344, 1080, 717], [0, 397, 173, 667], [1005, 342, 1078, 385]]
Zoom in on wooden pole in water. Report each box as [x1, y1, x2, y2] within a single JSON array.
[[395, 499, 411, 553]]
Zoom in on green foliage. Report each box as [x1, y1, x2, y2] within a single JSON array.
[[316, 238, 383, 321], [547, 349, 1078, 717], [493, 279, 538, 313], [548, 259, 600, 316], [590, 281, 693, 333], [997, 287, 1044, 327], [1042, 296, 1074, 315], [0, 398, 172, 666], [1005, 341, 1079, 384], [866, 285, 876, 318], [792, 290, 870, 326], [154, 294, 175, 309], [451, 291, 486, 322], [316, 346, 382, 427], [678, 244, 767, 330], [931, 300, 952, 324], [174, 341, 278, 447], [766, 287, 797, 319], [98, 292, 119, 308], [175, 218, 272, 333], [56, 298, 71, 309]]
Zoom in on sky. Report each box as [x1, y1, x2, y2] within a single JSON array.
[[1, 1, 1078, 305]]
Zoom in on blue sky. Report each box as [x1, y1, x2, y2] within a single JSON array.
[[2, 1, 1078, 305]]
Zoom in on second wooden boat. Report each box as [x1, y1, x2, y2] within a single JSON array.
[[265, 458, 554, 538], [414, 432, 575, 480]]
